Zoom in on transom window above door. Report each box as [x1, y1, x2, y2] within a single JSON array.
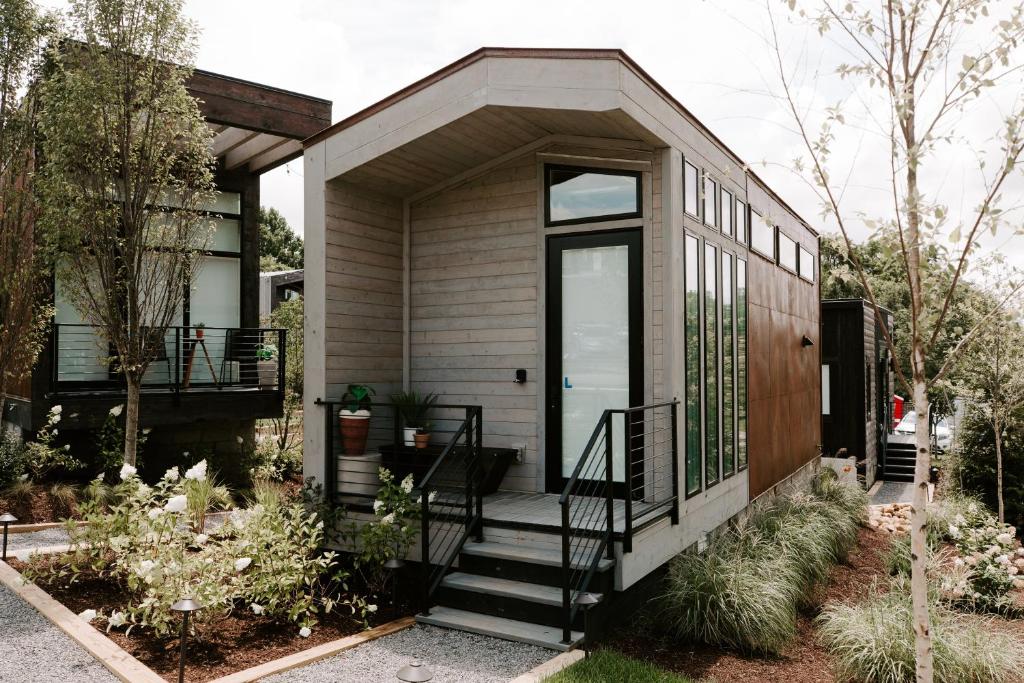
[[545, 165, 642, 226]]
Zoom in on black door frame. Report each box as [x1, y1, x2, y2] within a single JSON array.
[[545, 228, 644, 496]]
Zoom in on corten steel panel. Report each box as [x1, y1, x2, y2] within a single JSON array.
[[746, 240, 821, 500]]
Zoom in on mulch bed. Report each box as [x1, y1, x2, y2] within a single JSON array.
[[609, 527, 894, 683], [10, 557, 413, 683], [0, 486, 78, 524]]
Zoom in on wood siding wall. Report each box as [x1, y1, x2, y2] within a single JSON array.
[[746, 191, 820, 498]]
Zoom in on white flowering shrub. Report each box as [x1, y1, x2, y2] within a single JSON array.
[[355, 467, 419, 595], [23, 406, 82, 481], [24, 461, 364, 637]]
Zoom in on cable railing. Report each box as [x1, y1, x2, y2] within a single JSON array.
[[558, 400, 679, 644], [52, 323, 285, 395]]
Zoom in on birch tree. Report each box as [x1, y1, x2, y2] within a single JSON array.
[[37, 0, 215, 466], [769, 1, 1024, 679], [0, 0, 52, 420]]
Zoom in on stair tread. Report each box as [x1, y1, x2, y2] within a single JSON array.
[[442, 571, 599, 607], [461, 541, 615, 572], [417, 606, 582, 651]]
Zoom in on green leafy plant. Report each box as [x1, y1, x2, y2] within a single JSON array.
[[355, 467, 419, 597], [342, 384, 374, 413], [24, 406, 82, 481], [256, 342, 277, 361], [0, 430, 27, 490], [93, 405, 149, 482], [389, 391, 437, 430]]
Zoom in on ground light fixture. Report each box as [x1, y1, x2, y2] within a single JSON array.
[[1, 513, 17, 561], [575, 591, 601, 658], [171, 597, 204, 683], [384, 556, 405, 608], [396, 660, 433, 682]]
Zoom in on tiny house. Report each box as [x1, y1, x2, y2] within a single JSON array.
[[303, 48, 821, 648], [2, 69, 330, 467], [820, 298, 894, 486]]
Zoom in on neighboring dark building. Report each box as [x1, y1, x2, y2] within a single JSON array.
[[2, 69, 330, 474], [820, 298, 893, 486], [259, 269, 304, 319]]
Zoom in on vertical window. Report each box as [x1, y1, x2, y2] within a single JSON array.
[[822, 365, 831, 415], [684, 234, 702, 496], [722, 252, 735, 477], [683, 161, 699, 219], [736, 259, 748, 470], [777, 231, 797, 272], [704, 242, 719, 486], [750, 210, 775, 260], [798, 245, 815, 282], [721, 189, 734, 238], [736, 200, 747, 245], [703, 174, 719, 228]]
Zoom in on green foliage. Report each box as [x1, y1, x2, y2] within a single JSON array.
[[258, 207, 303, 270], [0, 430, 27, 489], [342, 384, 374, 413], [955, 406, 1024, 531], [269, 297, 303, 397], [245, 411, 302, 485], [818, 584, 1024, 683], [355, 467, 419, 596], [24, 461, 366, 637], [390, 391, 438, 430], [660, 470, 867, 654], [546, 650, 694, 683], [92, 405, 149, 482], [24, 406, 82, 481]]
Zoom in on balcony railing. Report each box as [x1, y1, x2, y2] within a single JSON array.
[[51, 324, 286, 395]]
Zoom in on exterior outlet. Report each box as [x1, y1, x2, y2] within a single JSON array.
[[513, 445, 525, 464]]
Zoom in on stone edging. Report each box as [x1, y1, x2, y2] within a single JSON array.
[[508, 649, 585, 682], [0, 559, 416, 683], [0, 560, 163, 683], [7, 520, 85, 534]]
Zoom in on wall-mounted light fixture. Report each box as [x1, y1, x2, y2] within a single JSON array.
[[801, 335, 814, 347], [514, 369, 527, 384]]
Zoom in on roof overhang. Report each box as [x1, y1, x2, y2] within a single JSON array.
[[189, 69, 331, 175], [306, 47, 813, 233]]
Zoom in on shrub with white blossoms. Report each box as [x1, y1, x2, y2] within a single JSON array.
[[355, 467, 420, 595], [24, 464, 365, 638], [23, 405, 82, 481]]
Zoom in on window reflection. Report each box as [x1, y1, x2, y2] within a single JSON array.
[[547, 166, 640, 225]]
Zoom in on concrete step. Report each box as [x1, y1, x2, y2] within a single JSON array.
[[441, 572, 575, 607], [416, 606, 583, 651]]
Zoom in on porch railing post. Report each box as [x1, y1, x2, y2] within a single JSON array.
[[560, 499, 572, 645], [174, 327, 181, 403], [464, 407, 473, 538], [474, 407, 483, 541], [324, 402, 335, 504], [623, 410, 633, 554], [604, 411, 615, 560], [670, 401, 680, 525], [421, 484, 431, 615]]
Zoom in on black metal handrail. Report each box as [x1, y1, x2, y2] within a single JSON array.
[[558, 400, 679, 644], [51, 323, 286, 396]]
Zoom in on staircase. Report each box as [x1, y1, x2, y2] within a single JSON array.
[[883, 435, 916, 482], [416, 530, 614, 651]]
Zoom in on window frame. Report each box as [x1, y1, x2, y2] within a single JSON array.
[[736, 257, 748, 472], [721, 188, 734, 238], [703, 173, 719, 229], [684, 232, 703, 498], [735, 199, 747, 245], [683, 160, 700, 220], [749, 209, 775, 261], [704, 240, 720, 490], [543, 163, 643, 227], [798, 245, 815, 283], [776, 229, 798, 274]]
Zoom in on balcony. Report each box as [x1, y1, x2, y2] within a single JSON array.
[[51, 324, 286, 397]]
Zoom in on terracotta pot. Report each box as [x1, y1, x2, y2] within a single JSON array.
[[195, 328, 204, 339], [339, 414, 370, 455], [414, 432, 430, 449]]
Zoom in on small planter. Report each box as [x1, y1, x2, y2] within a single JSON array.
[[339, 410, 371, 455], [195, 328, 205, 339], [257, 360, 277, 386], [414, 431, 430, 449], [402, 427, 417, 447]]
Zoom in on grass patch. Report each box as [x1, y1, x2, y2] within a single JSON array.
[[659, 469, 868, 654], [818, 582, 1024, 682], [547, 651, 694, 683]]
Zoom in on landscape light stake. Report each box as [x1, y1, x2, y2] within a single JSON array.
[[171, 597, 203, 683], [0, 513, 16, 561], [384, 556, 405, 609], [575, 592, 601, 658], [396, 660, 433, 682]]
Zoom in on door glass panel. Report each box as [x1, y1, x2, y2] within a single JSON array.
[[561, 244, 630, 482]]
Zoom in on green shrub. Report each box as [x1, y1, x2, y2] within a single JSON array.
[[953, 406, 1024, 531], [0, 430, 27, 489], [546, 650, 694, 683], [818, 584, 1024, 682]]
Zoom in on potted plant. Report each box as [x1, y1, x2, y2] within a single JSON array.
[[390, 391, 437, 446], [194, 322, 206, 339], [256, 342, 277, 386], [414, 424, 431, 449], [339, 384, 374, 455]]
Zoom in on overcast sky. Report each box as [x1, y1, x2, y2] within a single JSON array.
[[37, 0, 1024, 266]]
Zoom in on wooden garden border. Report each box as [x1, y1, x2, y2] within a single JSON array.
[[509, 649, 585, 682]]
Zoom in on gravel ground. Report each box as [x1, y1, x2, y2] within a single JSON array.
[[5, 527, 71, 552], [0, 583, 118, 683], [870, 481, 914, 505], [264, 624, 554, 683]]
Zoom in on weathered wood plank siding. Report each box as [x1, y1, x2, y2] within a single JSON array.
[[409, 155, 539, 491]]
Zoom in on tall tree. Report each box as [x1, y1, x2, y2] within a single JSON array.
[[770, 2, 1024, 679], [258, 206, 303, 271], [37, 0, 215, 466], [0, 0, 52, 419]]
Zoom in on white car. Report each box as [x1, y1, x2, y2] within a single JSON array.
[[894, 411, 953, 450]]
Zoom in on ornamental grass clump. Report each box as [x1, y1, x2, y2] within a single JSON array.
[[660, 469, 867, 654], [818, 581, 1024, 683], [23, 461, 366, 637]]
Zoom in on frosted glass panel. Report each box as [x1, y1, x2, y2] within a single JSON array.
[[561, 245, 630, 481], [211, 218, 241, 253], [188, 257, 240, 384], [54, 275, 109, 382]]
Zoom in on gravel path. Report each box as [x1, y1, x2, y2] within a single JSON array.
[[5, 527, 71, 552], [0, 582, 118, 683], [264, 624, 553, 683], [870, 481, 914, 505]]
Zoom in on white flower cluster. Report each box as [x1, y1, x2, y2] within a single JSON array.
[[185, 460, 207, 481]]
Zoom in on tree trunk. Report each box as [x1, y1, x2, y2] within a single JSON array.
[[910, 382, 933, 683], [123, 375, 141, 466], [994, 417, 1005, 524]]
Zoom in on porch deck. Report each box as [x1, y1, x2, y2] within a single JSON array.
[[482, 491, 667, 534]]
